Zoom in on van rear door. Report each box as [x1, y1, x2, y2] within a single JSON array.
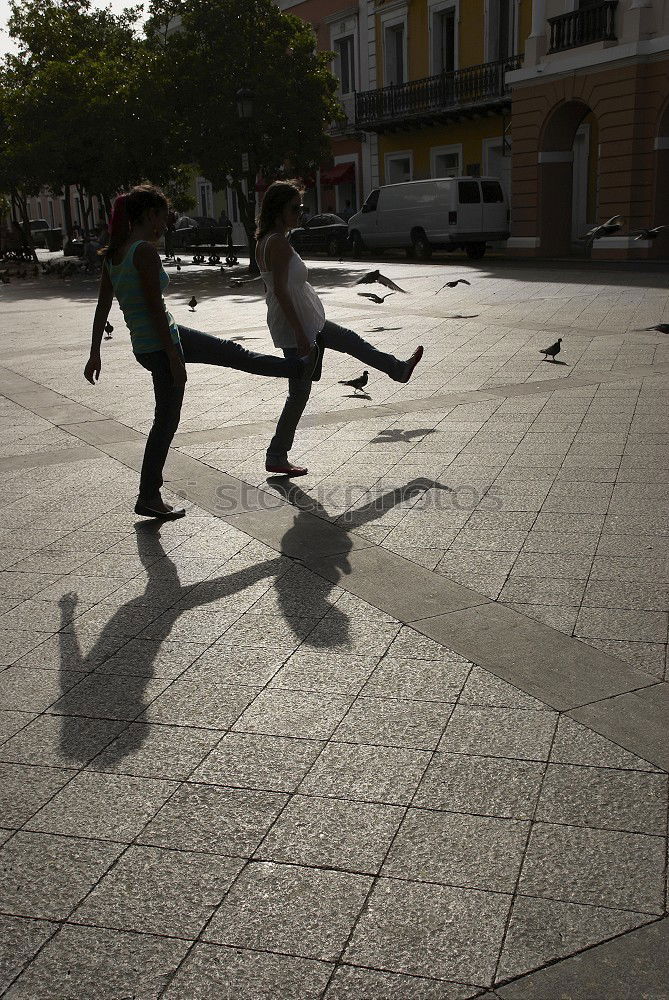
[[480, 179, 508, 236], [456, 180, 483, 237]]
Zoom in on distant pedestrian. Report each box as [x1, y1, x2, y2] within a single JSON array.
[[339, 200, 355, 222], [85, 184, 304, 518]]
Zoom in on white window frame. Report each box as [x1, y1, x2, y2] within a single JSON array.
[[384, 150, 413, 184], [428, 0, 459, 75], [330, 15, 359, 97], [430, 143, 463, 178], [380, 6, 408, 87], [484, 0, 519, 62], [196, 177, 213, 219]]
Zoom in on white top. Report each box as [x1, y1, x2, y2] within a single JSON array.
[[258, 234, 325, 350]]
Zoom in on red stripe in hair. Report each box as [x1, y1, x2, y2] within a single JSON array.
[[109, 194, 129, 243]]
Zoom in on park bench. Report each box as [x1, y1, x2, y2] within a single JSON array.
[[168, 224, 240, 265]]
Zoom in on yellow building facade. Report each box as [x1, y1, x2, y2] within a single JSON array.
[[359, 0, 534, 198]]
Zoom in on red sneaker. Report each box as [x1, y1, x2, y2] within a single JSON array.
[[398, 346, 424, 383], [266, 462, 308, 477]]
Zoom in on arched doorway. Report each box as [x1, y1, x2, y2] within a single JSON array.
[[538, 99, 594, 256]]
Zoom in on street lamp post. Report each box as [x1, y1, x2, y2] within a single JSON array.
[[236, 87, 259, 275]]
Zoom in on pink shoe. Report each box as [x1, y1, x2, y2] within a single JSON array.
[[398, 346, 424, 383]]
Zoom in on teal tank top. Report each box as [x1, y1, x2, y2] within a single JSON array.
[[107, 240, 181, 354]]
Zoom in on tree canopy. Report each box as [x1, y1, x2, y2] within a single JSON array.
[[1, 0, 343, 239]]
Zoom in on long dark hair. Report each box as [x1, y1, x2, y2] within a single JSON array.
[[255, 181, 301, 240], [100, 184, 169, 258]]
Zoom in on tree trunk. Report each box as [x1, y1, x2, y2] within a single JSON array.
[[232, 178, 258, 275], [76, 184, 94, 236], [62, 185, 74, 242]]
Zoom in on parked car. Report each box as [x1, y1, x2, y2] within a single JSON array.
[[348, 177, 510, 260], [171, 215, 230, 252], [175, 215, 218, 230], [289, 213, 349, 257], [28, 218, 50, 248]]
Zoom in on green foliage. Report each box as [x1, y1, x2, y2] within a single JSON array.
[[145, 0, 343, 234], [0, 0, 342, 240]]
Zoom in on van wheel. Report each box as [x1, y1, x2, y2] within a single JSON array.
[[466, 242, 486, 260], [350, 231, 365, 257], [412, 232, 432, 261]]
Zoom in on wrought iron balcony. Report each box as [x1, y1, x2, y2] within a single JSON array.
[[548, 1, 618, 53], [354, 55, 522, 133]]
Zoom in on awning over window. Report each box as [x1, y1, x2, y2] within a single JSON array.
[[320, 162, 355, 185]]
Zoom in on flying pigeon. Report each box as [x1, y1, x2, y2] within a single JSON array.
[[357, 291, 395, 304], [539, 337, 562, 361], [632, 225, 667, 241], [104, 322, 113, 340], [436, 278, 471, 294], [188, 296, 197, 311], [582, 215, 623, 241], [339, 370, 369, 395], [353, 270, 406, 293]]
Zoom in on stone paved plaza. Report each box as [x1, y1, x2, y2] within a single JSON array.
[[0, 253, 668, 999]]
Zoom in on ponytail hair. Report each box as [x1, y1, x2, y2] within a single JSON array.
[[99, 184, 169, 258], [256, 180, 301, 240]]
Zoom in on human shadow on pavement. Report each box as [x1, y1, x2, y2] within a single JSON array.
[[56, 521, 294, 766], [267, 475, 453, 648]]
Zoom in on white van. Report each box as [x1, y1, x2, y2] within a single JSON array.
[[348, 176, 510, 260]]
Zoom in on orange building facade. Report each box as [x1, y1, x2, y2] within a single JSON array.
[[507, 0, 669, 259]]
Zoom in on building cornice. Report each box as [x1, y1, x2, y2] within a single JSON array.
[[507, 34, 669, 88], [323, 7, 359, 25]]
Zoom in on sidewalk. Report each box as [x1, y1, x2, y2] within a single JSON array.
[[0, 257, 667, 999]]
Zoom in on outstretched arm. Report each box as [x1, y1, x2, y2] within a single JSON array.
[[85, 264, 113, 383]]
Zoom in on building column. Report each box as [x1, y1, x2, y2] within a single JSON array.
[[525, 0, 548, 65], [625, 0, 654, 41]]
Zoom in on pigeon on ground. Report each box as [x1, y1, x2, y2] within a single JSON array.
[[436, 278, 471, 294], [357, 291, 395, 304], [645, 324, 669, 334], [539, 337, 562, 361], [632, 225, 667, 241], [446, 314, 479, 319], [339, 371, 369, 395], [104, 322, 113, 340], [188, 296, 197, 311], [353, 270, 406, 293], [582, 215, 623, 241]]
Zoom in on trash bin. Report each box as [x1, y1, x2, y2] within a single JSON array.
[[44, 229, 63, 252]]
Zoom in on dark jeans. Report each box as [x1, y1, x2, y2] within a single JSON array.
[[135, 325, 301, 501], [267, 319, 404, 462]]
